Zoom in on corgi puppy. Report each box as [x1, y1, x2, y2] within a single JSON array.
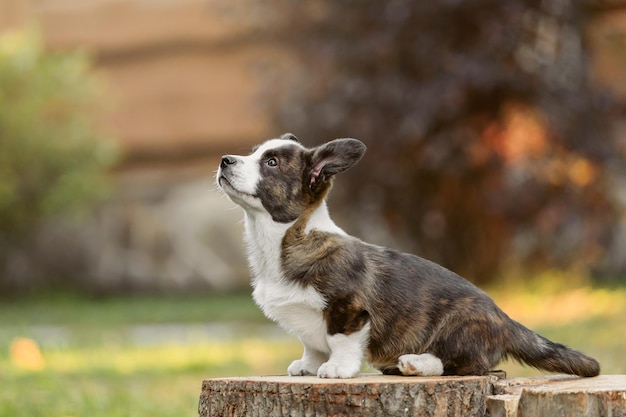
[[216, 133, 600, 379]]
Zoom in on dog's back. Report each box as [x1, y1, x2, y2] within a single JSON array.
[[282, 207, 600, 377]]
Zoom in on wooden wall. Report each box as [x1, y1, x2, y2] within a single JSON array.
[[0, 0, 284, 167]]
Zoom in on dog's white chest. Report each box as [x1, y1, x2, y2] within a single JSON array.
[[244, 214, 330, 353], [253, 279, 329, 353]]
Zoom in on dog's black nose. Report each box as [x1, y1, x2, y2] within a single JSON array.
[[220, 155, 237, 169]]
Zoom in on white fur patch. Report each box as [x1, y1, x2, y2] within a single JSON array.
[[254, 278, 329, 353], [398, 353, 444, 376], [304, 201, 347, 235]]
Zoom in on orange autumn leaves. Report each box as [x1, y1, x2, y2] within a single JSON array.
[[9, 337, 45, 371]]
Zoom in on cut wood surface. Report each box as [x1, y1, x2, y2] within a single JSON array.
[[199, 374, 492, 417], [494, 374, 626, 417], [199, 374, 626, 417]]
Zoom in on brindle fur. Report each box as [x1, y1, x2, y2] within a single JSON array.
[[223, 135, 600, 377]]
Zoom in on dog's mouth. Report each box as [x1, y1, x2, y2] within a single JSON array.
[[217, 174, 232, 189], [218, 175, 237, 192], [218, 175, 258, 200]]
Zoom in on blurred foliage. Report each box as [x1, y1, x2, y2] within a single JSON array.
[[0, 28, 116, 239], [0, 28, 117, 292], [262, 0, 624, 282]]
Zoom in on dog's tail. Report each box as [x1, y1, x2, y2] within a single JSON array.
[[506, 320, 600, 377]]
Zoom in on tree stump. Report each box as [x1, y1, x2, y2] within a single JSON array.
[[198, 374, 492, 417], [199, 374, 626, 417], [492, 374, 626, 417]]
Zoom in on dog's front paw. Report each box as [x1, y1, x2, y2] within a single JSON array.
[[287, 359, 317, 376], [317, 361, 359, 379], [398, 353, 444, 376]]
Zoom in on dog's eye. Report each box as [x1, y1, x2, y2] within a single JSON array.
[[266, 157, 278, 167]]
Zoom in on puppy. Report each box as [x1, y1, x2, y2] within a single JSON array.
[[216, 133, 600, 379]]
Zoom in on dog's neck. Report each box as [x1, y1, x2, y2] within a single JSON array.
[[243, 200, 345, 286], [303, 200, 346, 236]]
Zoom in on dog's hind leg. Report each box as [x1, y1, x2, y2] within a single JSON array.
[[397, 353, 444, 376]]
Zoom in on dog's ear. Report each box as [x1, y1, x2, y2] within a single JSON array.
[[309, 138, 366, 187]]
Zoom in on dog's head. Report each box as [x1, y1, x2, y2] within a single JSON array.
[[217, 133, 366, 223]]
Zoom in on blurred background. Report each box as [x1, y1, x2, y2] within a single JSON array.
[[1, 0, 625, 416]]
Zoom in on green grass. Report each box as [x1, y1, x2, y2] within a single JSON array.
[[1, 280, 625, 417], [0, 342, 302, 417], [0, 292, 299, 417], [0, 292, 266, 327]]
